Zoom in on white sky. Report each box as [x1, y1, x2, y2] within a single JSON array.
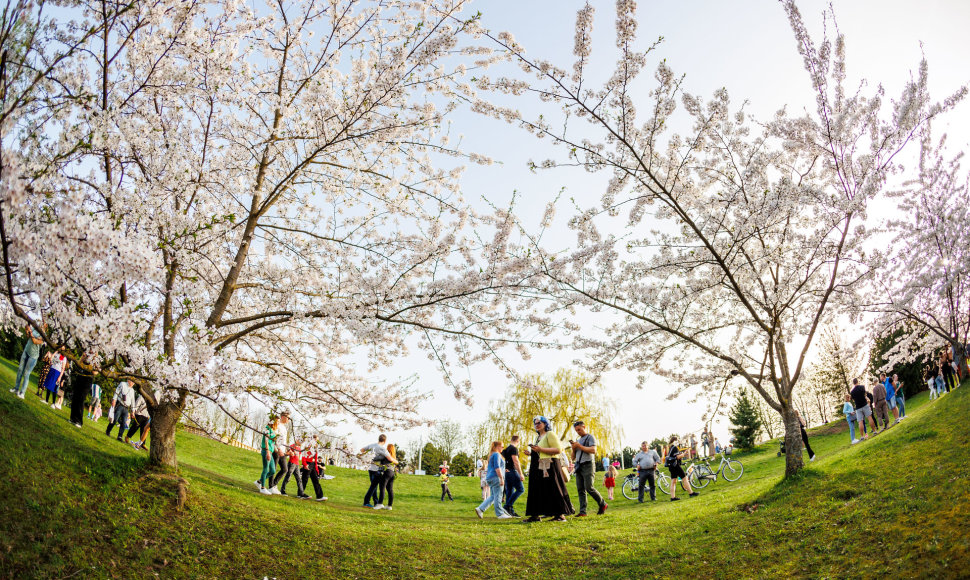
[[334, 0, 970, 453]]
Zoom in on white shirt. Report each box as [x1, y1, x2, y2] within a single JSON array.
[[112, 381, 135, 408], [276, 420, 291, 451], [131, 395, 150, 418]]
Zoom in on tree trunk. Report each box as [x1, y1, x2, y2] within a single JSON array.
[[953, 342, 969, 380], [780, 402, 804, 478], [149, 400, 183, 469]]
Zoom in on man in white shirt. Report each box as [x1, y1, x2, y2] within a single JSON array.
[[125, 394, 152, 448], [105, 380, 135, 441], [359, 434, 390, 507]]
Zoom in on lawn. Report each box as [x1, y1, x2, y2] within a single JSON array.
[[1, 354, 968, 579]]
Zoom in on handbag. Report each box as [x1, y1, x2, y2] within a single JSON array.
[[559, 452, 572, 483]]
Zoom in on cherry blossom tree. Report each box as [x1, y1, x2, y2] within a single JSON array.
[[477, 1, 964, 476], [871, 134, 970, 377], [1, 0, 547, 469]]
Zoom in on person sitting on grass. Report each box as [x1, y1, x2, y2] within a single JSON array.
[[256, 418, 279, 495], [665, 435, 698, 502], [440, 470, 454, 501]]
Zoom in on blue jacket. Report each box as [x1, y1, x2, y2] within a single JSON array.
[[884, 378, 895, 400]]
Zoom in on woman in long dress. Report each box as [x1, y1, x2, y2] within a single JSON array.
[[523, 416, 574, 522]]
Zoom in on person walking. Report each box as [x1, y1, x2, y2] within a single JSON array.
[[87, 382, 101, 420], [523, 416, 574, 523], [376, 443, 398, 511], [843, 395, 859, 444], [940, 351, 956, 392], [665, 435, 698, 501], [474, 441, 513, 519], [11, 321, 44, 399], [68, 356, 93, 428], [604, 462, 618, 501], [440, 470, 454, 501], [632, 441, 661, 502], [105, 379, 135, 440], [300, 435, 327, 502], [269, 411, 293, 493], [892, 374, 906, 419], [701, 427, 713, 459], [501, 435, 525, 517], [477, 457, 489, 501], [279, 436, 307, 498], [125, 393, 152, 445], [570, 420, 608, 517], [688, 433, 698, 460], [850, 378, 877, 439], [360, 434, 393, 507], [255, 418, 279, 495], [42, 350, 68, 406]]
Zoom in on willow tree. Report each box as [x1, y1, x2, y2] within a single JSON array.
[[482, 369, 621, 459], [476, 1, 965, 476]]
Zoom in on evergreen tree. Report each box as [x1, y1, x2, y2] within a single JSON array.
[[729, 390, 763, 449]]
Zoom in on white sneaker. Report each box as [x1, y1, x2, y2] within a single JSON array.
[[17, 392, 24, 399], [254, 480, 262, 491], [316, 496, 328, 502], [474, 507, 483, 519], [373, 504, 384, 510], [497, 513, 514, 519], [809, 455, 817, 462], [259, 488, 272, 495], [270, 486, 281, 495], [8, 388, 14, 393], [851, 439, 860, 445], [385, 506, 392, 511]]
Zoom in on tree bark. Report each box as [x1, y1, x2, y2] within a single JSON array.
[[952, 342, 969, 379], [780, 402, 804, 478], [149, 400, 183, 469]]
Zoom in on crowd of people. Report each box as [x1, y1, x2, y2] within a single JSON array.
[[256, 411, 329, 501]]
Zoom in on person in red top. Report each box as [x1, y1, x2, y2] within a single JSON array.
[[279, 437, 308, 498], [300, 435, 327, 502]]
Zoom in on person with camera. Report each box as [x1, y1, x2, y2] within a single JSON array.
[[632, 441, 661, 502], [523, 416, 574, 522], [665, 435, 698, 502], [570, 420, 608, 517]]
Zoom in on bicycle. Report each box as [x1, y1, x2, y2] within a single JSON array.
[[687, 451, 744, 489], [621, 468, 678, 499]]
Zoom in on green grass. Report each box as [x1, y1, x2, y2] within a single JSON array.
[[1, 354, 968, 578]]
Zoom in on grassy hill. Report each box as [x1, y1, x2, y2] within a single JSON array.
[[1, 355, 969, 579]]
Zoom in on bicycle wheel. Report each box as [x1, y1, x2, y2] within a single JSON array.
[[657, 472, 670, 495], [721, 459, 744, 481], [691, 464, 713, 489], [622, 477, 637, 500]]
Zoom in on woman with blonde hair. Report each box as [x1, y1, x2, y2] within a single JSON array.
[[375, 443, 398, 510]]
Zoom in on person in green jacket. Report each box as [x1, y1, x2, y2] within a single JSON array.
[[256, 418, 279, 495]]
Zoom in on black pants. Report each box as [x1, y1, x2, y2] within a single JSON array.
[[441, 483, 453, 500], [574, 461, 605, 514], [126, 415, 150, 441], [800, 426, 815, 458], [301, 465, 324, 499], [378, 471, 395, 507], [638, 469, 656, 502], [364, 470, 383, 505], [45, 389, 57, 404], [69, 376, 91, 425]]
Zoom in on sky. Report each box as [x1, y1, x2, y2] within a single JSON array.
[[330, 0, 970, 454]]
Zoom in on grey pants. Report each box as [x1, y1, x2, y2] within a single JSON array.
[[574, 461, 605, 514], [279, 462, 305, 496]]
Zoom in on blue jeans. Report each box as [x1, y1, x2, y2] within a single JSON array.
[[896, 394, 905, 417], [477, 477, 506, 517], [845, 413, 856, 441], [503, 470, 524, 511], [14, 349, 38, 396]]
